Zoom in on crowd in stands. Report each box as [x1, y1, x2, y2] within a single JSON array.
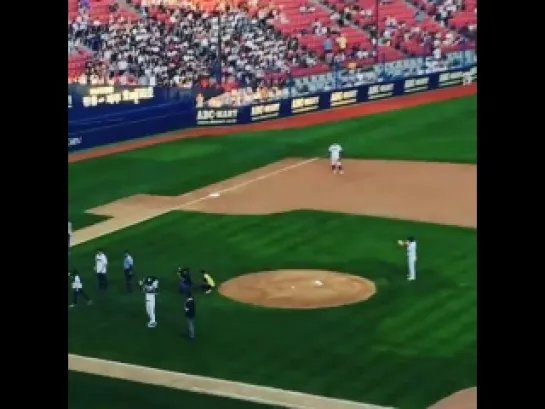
[[68, 0, 476, 106], [68, 0, 321, 88]]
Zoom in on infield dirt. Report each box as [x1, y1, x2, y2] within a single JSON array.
[[219, 270, 376, 309], [73, 158, 476, 245]]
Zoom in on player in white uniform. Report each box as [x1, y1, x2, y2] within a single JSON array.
[[95, 250, 108, 290], [328, 143, 343, 174], [139, 276, 159, 328], [398, 236, 417, 280]]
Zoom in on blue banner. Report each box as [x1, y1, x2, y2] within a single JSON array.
[[193, 68, 474, 126], [68, 66, 476, 152]]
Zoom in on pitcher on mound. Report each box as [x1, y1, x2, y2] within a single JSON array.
[[328, 143, 343, 174]]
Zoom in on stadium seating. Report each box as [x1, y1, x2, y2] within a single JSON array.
[[68, 0, 140, 23], [68, 0, 476, 86], [410, 0, 477, 30], [68, 47, 93, 80]]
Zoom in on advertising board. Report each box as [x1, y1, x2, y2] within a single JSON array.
[[68, 66, 476, 152]]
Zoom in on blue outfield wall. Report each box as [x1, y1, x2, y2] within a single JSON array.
[[68, 65, 476, 152]]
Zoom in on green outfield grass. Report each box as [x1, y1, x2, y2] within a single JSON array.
[[68, 95, 476, 409], [69, 372, 282, 409]]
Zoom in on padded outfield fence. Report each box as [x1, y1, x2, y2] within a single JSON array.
[[68, 51, 476, 152]]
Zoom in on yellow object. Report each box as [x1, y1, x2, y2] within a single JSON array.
[[204, 273, 216, 288], [397, 240, 405, 246]]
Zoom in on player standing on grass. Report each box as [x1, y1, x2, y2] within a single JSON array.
[[140, 276, 159, 328], [69, 269, 92, 308], [123, 251, 135, 293], [184, 292, 196, 339], [398, 236, 417, 281], [200, 270, 216, 294], [328, 143, 344, 174], [178, 267, 193, 294], [95, 249, 108, 290]]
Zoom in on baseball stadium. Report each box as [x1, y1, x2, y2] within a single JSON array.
[[68, 0, 477, 408]]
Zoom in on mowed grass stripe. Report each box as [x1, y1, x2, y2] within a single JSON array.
[[403, 294, 476, 353], [375, 294, 474, 354]]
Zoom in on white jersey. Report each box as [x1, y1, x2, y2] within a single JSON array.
[[144, 279, 159, 301], [407, 241, 417, 260], [95, 252, 108, 274], [71, 274, 83, 290], [328, 144, 343, 162]]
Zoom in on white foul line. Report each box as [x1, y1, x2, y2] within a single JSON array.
[[72, 157, 318, 246], [69, 354, 393, 409]]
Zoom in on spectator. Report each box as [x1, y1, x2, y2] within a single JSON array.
[[108, 1, 119, 13], [323, 35, 333, 54], [336, 33, 347, 52], [433, 46, 442, 60], [299, 2, 315, 14], [312, 18, 322, 34]]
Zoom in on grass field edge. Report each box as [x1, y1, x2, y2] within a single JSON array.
[[69, 354, 394, 409], [72, 157, 318, 245]]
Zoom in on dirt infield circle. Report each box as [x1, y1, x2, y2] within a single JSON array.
[[219, 270, 376, 309]]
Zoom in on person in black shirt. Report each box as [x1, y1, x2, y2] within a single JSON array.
[[123, 251, 135, 293], [177, 267, 192, 294], [184, 292, 196, 339]]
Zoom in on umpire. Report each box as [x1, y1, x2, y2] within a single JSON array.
[[184, 292, 196, 339], [123, 251, 135, 293]]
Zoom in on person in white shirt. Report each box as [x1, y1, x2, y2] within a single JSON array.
[[139, 276, 159, 328], [462, 70, 473, 86], [398, 236, 417, 280], [95, 250, 108, 290], [69, 269, 92, 308], [328, 143, 344, 174]]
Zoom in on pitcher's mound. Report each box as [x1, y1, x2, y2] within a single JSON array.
[[219, 270, 376, 309]]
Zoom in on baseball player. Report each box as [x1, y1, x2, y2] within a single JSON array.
[[200, 270, 216, 294], [139, 276, 159, 328], [184, 292, 196, 339], [95, 249, 108, 290], [328, 143, 343, 174], [123, 251, 135, 293], [69, 269, 92, 307], [177, 267, 192, 295], [398, 236, 417, 281]]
